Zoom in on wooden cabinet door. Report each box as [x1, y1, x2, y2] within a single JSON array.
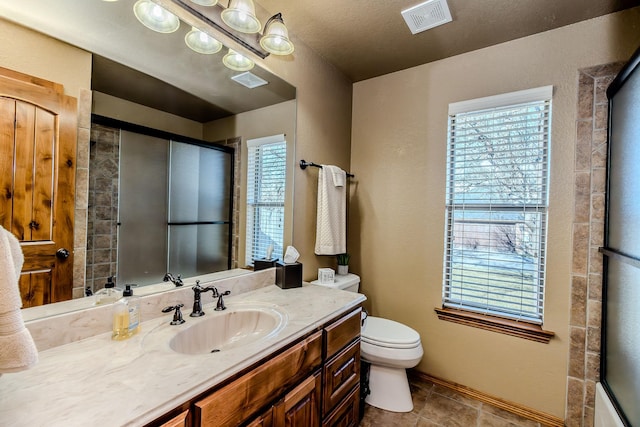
[[273, 372, 321, 427], [159, 410, 189, 427], [246, 407, 273, 427], [0, 67, 77, 306]]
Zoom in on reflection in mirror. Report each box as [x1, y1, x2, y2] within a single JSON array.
[[88, 121, 234, 289], [0, 0, 296, 317]]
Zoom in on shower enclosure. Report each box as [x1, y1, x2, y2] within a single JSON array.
[[114, 128, 233, 287]]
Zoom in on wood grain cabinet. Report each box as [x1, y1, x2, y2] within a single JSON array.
[[159, 410, 189, 427], [149, 307, 362, 427]]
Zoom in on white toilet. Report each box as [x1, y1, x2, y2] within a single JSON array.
[[311, 273, 424, 412]]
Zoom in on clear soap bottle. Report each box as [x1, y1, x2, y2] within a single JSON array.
[[112, 297, 129, 341], [123, 285, 141, 337], [95, 276, 123, 305]]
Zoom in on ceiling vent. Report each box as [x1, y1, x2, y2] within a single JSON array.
[[231, 72, 269, 89], [401, 0, 452, 34]]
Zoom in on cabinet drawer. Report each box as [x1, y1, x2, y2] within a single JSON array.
[[324, 308, 361, 358], [159, 410, 189, 427], [322, 385, 360, 427], [322, 340, 360, 416], [195, 331, 323, 427]]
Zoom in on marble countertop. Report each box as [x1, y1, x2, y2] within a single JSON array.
[[0, 284, 365, 426]]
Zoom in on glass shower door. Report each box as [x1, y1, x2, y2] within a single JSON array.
[[168, 141, 232, 277]]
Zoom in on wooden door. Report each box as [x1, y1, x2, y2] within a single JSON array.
[[0, 67, 77, 307], [273, 373, 322, 427]]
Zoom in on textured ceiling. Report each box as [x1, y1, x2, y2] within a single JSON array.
[[257, 0, 639, 82], [0, 0, 636, 121]]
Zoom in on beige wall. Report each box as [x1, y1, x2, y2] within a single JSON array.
[[253, 36, 353, 278], [351, 8, 640, 418], [92, 91, 204, 140], [203, 100, 296, 266], [0, 17, 91, 98]]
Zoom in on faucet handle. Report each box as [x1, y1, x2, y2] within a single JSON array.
[[162, 304, 186, 325], [214, 290, 231, 311]]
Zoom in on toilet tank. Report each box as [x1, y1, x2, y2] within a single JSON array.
[[311, 273, 360, 292]]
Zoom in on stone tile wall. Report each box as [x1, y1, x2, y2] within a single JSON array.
[[566, 62, 624, 427], [72, 89, 92, 299], [85, 124, 120, 293], [218, 137, 241, 269]]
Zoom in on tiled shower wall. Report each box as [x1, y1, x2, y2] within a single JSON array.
[[72, 89, 92, 299], [566, 62, 624, 427], [85, 124, 120, 292], [218, 136, 241, 269], [80, 126, 240, 293]]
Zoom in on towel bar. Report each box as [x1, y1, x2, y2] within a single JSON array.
[[299, 160, 354, 178]]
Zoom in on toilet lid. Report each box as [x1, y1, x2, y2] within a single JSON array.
[[361, 316, 421, 349]]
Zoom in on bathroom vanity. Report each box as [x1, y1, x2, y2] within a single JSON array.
[[0, 280, 365, 427]]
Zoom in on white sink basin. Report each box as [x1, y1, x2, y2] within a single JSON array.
[[169, 306, 286, 354]]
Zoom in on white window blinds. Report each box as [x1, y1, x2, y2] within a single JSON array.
[[246, 135, 286, 266], [443, 86, 552, 324]]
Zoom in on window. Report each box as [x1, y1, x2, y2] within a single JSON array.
[[442, 87, 552, 326], [246, 135, 287, 266]]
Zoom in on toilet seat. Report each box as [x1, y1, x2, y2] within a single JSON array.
[[362, 316, 421, 349]]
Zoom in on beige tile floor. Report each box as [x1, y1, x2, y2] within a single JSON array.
[[360, 376, 544, 427]]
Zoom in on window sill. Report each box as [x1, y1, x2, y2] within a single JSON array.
[[434, 307, 554, 343]]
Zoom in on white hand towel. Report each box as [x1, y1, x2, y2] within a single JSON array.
[[0, 311, 38, 373], [0, 225, 38, 373], [0, 227, 23, 313], [315, 165, 347, 255], [331, 166, 346, 187]]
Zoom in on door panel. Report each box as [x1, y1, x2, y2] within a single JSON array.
[[0, 97, 15, 228], [0, 67, 77, 306], [32, 107, 55, 241]]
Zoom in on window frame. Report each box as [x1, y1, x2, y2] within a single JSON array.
[[437, 86, 555, 342], [245, 134, 287, 267]]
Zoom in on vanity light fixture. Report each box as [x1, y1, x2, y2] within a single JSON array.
[[221, 0, 261, 34], [190, 0, 218, 5], [260, 13, 294, 55], [133, 0, 180, 33], [185, 27, 223, 54], [223, 48, 254, 71]]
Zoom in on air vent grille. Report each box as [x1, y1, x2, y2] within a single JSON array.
[[401, 0, 452, 34], [231, 72, 268, 89]]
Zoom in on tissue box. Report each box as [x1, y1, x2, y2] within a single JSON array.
[[318, 268, 335, 284], [275, 261, 302, 289], [254, 258, 277, 271]]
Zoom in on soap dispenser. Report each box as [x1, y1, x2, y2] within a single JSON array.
[[95, 276, 123, 305], [123, 285, 141, 337], [111, 297, 129, 341]]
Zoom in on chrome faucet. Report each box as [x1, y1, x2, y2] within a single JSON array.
[[163, 272, 184, 287], [190, 280, 219, 317]]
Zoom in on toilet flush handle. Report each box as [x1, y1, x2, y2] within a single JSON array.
[[361, 308, 368, 327]]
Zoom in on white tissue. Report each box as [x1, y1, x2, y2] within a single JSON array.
[[283, 246, 300, 264], [266, 244, 274, 260]]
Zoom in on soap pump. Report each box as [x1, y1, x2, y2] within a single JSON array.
[[123, 285, 141, 337], [95, 276, 123, 305], [112, 284, 141, 340]]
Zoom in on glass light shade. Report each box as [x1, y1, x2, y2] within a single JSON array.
[[185, 27, 222, 54], [133, 0, 180, 33], [190, 0, 218, 5], [221, 0, 261, 34], [260, 17, 294, 55], [223, 48, 254, 71]]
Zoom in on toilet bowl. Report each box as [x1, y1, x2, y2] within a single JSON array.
[[311, 273, 424, 412]]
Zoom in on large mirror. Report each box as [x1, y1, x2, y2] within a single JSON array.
[[0, 0, 296, 317]]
